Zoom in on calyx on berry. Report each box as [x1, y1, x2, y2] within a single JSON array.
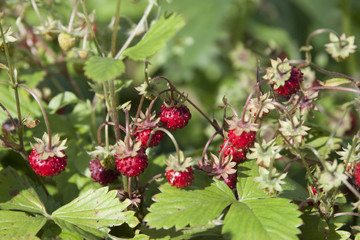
[[208, 152, 237, 181], [31, 132, 67, 160], [87, 145, 117, 170], [165, 151, 195, 188], [165, 150, 193, 173]]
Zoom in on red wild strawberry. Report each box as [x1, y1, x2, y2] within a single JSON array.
[[28, 133, 68, 177], [29, 149, 67, 177], [219, 141, 247, 165], [274, 66, 303, 97], [222, 172, 237, 189], [355, 162, 360, 187], [159, 104, 191, 130], [165, 151, 194, 188], [135, 128, 164, 148], [115, 149, 148, 177], [89, 159, 120, 185], [166, 167, 194, 188], [228, 129, 256, 149]]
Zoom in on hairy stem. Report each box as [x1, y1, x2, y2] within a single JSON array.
[[110, 0, 122, 56], [115, 1, 154, 59]]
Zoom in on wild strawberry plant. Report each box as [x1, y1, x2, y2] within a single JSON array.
[[0, 0, 359, 239]]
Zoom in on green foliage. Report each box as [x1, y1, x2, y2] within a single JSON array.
[[145, 161, 302, 240], [47, 91, 80, 114], [84, 57, 125, 83], [0, 167, 47, 215], [122, 14, 185, 61], [0, 210, 46, 239]]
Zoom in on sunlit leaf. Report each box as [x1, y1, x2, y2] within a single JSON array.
[[0, 210, 46, 238], [84, 57, 125, 83], [122, 14, 185, 60], [0, 167, 47, 215]]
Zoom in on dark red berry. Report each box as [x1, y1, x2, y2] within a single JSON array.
[[89, 159, 120, 185], [134, 128, 164, 148], [166, 167, 194, 188], [115, 149, 148, 177], [228, 130, 256, 149], [219, 142, 247, 164], [355, 162, 360, 187], [28, 149, 67, 177], [159, 104, 191, 130], [274, 66, 303, 97], [223, 172, 237, 189]]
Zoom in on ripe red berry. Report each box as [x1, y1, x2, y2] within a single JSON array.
[[134, 128, 164, 148], [228, 129, 256, 149], [310, 186, 317, 195], [166, 167, 194, 188], [28, 149, 67, 177], [355, 162, 360, 187], [115, 149, 148, 177], [89, 159, 120, 185], [159, 104, 191, 130], [274, 66, 303, 97], [223, 172, 237, 189], [219, 142, 247, 164]]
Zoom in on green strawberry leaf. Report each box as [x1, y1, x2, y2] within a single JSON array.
[[144, 171, 235, 230], [222, 198, 302, 240], [0, 167, 47, 215], [19, 70, 47, 89], [47, 91, 80, 114], [223, 160, 302, 240], [0, 85, 41, 124], [84, 56, 125, 83], [122, 14, 185, 60], [52, 187, 139, 239], [0, 210, 46, 238]]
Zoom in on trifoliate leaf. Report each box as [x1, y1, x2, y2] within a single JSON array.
[[0, 167, 47, 215], [222, 198, 301, 240], [52, 187, 138, 239], [144, 171, 235, 230], [224, 160, 302, 240], [47, 91, 80, 114], [0, 210, 46, 238], [84, 56, 125, 82], [122, 14, 185, 60]]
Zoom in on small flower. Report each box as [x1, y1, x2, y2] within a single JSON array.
[[279, 116, 310, 145], [253, 166, 287, 195], [325, 33, 357, 62], [318, 161, 347, 192], [247, 139, 282, 168]]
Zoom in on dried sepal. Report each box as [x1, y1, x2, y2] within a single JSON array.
[[209, 152, 237, 180], [263, 58, 292, 89], [318, 161, 347, 192], [30, 132, 67, 160], [226, 117, 259, 136], [325, 33, 357, 62], [165, 150, 193, 172], [253, 166, 287, 195], [114, 137, 142, 159], [247, 139, 282, 168], [279, 116, 310, 145], [245, 92, 275, 121]]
